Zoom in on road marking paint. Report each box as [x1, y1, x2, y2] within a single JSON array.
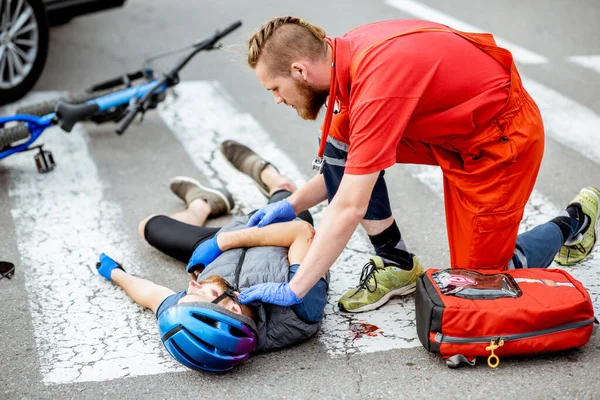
[[522, 76, 600, 165], [158, 81, 420, 356], [385, 0, 600, 165], [5, 77, 599, 380], [2, 94, 184, 384], [159, 82, 599, 357], [384, 0, 548, 65], [407, 165, 599, 315], [567, 55, 600, 75]]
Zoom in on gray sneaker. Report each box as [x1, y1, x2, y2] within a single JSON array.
[[169, 176, 234, 218], [220, 140, 277, 197]]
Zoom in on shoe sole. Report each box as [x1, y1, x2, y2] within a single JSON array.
[[555, 187, 600, 265], [169, 176, 234, 212], [220, 141, 271, 198], [338, 282, 417, 313]]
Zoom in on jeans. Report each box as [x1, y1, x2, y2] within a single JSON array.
[[510, 222, 564, 269], [322, 139, 392, 220]]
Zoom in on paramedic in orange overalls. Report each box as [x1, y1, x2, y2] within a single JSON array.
[[235, 17, 600, 312]]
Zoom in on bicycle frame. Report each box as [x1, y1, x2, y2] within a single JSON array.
[[0, 20, 242, 171], [0, 113, 55, 159], [0, 79, 169, 161]]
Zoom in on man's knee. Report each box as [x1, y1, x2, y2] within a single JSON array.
[[138, 214, 159, 240]]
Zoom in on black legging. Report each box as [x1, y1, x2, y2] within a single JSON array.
[[144, 190, 313, 263]]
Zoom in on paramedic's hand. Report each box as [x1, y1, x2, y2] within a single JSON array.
[[187, 235, 222, 277], [238, 282, 303, 306], [96, 253, 125, 281], [247, 199, 296, 228]]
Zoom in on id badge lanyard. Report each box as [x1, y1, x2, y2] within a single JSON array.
[[312, 38, 338, 173]]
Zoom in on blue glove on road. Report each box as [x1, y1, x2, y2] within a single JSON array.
[[247, 199, 296, 228], [96, 253, 125, 281], [187, 235, 223, 275], [238, 282, 303, 306]]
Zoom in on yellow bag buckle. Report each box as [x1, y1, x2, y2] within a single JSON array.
[[485, 339, 505, 368]]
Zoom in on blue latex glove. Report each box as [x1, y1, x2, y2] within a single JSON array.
[[238, 282, 303, 306], [96, 253, 125, 281], [187, 235, 223, 275], [247, 199, 296, 228]]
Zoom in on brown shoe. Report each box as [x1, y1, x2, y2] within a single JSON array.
[[169, 176, 234, 218], [220, 140, 277, 197]]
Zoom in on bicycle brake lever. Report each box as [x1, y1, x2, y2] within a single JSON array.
[[115, 103, 140, 135]]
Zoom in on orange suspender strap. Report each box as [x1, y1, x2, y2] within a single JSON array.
[[349, 26, 509, 82]]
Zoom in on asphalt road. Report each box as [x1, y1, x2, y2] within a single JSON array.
[[1, 0, 600, 399]]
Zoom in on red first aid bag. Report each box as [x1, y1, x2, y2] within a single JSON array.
[[416, 268, 598, 368]]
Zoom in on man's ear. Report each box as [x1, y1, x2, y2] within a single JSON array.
[[291, 62, 308, 81]]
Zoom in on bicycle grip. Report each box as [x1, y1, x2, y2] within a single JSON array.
[[215, 21, 242, 41], [115, 107, 139, 135], [0, 123, 30, 148], [87, 71, 145, 92]]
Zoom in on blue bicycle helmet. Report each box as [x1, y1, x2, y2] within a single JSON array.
[[158, 300, 258, 372]]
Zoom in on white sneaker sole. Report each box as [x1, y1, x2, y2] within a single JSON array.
[[339, 282, 417, 313], [169, 176, 233, 212], [564, 187, 600, 246]]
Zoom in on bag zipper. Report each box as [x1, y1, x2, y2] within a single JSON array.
[[434, 317, 596, 368]]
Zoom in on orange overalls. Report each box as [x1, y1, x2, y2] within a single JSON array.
[[335, 27, 545, 271]]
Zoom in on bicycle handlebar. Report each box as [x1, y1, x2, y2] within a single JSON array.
[[210, 20, 242, 46], [115, 106, 140, 135], [116, 20, 242, 135]]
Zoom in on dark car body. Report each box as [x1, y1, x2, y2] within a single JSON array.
[[0, 0, 127, 105], [43, 0, 127, 25]]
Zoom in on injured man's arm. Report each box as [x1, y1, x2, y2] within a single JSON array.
[[104, 219, 322, 316], [216, 219, 316, 266]]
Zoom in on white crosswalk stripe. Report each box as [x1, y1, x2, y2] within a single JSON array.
[[385, 0, 600, 165], [2, 73, 599, 382], [158, 82, 600, 358], [567, 55, 600, 75], [1, 2, 599, 385], [156, 81, 417, 357], [2, 94, 184, 384], [385, 0, 548, 64], [406, 164, 599, 316], [523, 77, 600, 165]]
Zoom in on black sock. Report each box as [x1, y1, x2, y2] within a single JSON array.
[[369, 220, 401, 249], [550, 215, 572, 244], [368, 221, 413, 270], [550, 204, 587, 244]]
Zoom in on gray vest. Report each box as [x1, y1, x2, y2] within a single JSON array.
[[197, 216, 325, 352]]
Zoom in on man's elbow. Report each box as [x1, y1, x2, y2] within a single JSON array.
[[294, 220, 315, 242]]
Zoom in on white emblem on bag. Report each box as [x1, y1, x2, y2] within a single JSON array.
[[444, 275, 477, 286]]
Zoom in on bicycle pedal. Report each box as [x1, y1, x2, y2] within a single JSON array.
[[35, 149, 56, 173]]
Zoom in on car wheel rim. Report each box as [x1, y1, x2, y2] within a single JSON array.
[[0, 0, 39, 90]]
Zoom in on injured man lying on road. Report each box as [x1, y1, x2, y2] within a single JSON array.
[[95, 140, 328, 372]]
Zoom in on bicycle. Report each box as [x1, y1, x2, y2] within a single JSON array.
[[0, 20, 242, 173]]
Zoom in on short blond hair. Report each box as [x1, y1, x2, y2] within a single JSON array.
[[248, 16, 328, 75]]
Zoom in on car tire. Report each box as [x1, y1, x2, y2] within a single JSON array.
[[0, 0, 49, 106]]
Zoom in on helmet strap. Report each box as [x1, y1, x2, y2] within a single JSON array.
[[212, 287, 241, 306]]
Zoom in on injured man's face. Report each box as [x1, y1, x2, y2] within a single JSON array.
[[178, 275, 254, 318]]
